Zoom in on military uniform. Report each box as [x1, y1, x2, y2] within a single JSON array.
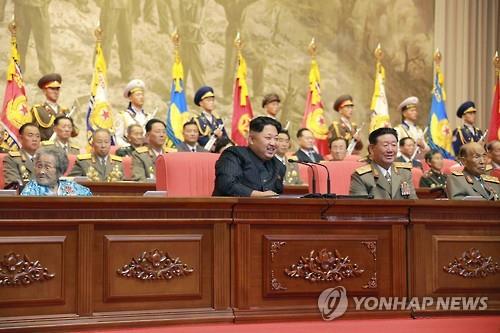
[[30, 102, 70, 141], [452, 126, 483, 156], [2, 149, 35, 186], [21, 179, 92, 196], [115, 106, 151, 146], [195, 112, 227, 147], [328, 119, 363, 151], [68, 153, 124, 182], [115, 145, 138, 157], [419, 169, 447, 189], [131, 146, 175, 181], [349, 162, 417, 199], [446, 170, 499, 200], [395, 155, 423, 170], [41, 140, 81, 155], [394, 121, 427, 149]]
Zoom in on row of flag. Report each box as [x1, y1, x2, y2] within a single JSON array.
[[1, 28, 499, 156]]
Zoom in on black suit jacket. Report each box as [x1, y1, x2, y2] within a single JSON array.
[[295, 149, 323, 163], [213, 146, 286, 197]]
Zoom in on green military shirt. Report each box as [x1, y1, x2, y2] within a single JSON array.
[[30, 102, 69, 141], [115, 145, 137, 157], [3, 149, 35, 185], [131, 146, 176, 181], [349, 161, 417, 199], [68, 153, 124, 182], [446, 170, 500, 200], [419, 169, 447, 189], [41, 140, 81, 155]]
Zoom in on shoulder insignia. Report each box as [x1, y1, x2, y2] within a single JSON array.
[[393, 161, 412, 169], [8, 151, 21, 157], [77, 153, 92, 160], [136, 146, 149, 153], [288, 155, 298, 161], [111, 155, 123, 162], [482, 175, 500, 184], [41, 141, 55, 146], [485, 164, 493, 172], [70, 144, 80, 150], [165, 147, 178, 153], [452, 170, 464, 176], [355, 164, 372, 175]]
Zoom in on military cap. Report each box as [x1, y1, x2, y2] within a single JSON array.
[[194, 86, 215, 106], [398, 96, 419, 113], [261, 93, 280, 108], [368, 127, 398, 144], [123, 79, 146, 98], [37, 73, 62, 89], [456, 101, 476, 118], [333, 95, 354, 111]]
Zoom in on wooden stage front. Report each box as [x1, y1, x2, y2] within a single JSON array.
[[0, 197, 498, 331]]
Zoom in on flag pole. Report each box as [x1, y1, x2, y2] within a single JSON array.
[[494, 51, 500, 79]]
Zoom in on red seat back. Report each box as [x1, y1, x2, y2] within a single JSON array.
[[411, 167, 423, 188], [156, 152, 220, 196], [122, 156, 133, 180], [297, 163, 309, 185], [307, 160, 364, 195], [64, 154, 77, 176]]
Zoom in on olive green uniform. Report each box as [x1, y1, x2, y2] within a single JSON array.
[[2, 149, 35, 185], [446, 170, 500, 201], [69, 153, 124, 182]]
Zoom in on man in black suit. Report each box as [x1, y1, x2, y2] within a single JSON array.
[[213, 117, 285, 197], [395, 137, 423, 170], [177, 120, 207, 152], [295, 128, 323, 163]]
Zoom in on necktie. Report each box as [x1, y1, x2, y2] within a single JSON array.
[[63, 145, 68, 154], [309, 151, 316, 162], [385, 171, 391, 185]]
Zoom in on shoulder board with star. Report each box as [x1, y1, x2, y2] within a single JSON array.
[[452, 170, 464, 176], [481, 175, 499, 184], [70, 144, 80, 150], [136, 146, 149, 154], [41, 141, 55, 146], [393, 162, 412, 169], [355, 164, 372, 175], [77, 153, 92, 160], [110, 155, 123, 162], [8, 151, 21, 157]]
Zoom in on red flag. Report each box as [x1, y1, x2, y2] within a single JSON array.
[[0, 32, 32, 151], [301, 59, 329, 155], [487, 75, 500, 141], [231, 52, 253, 146]]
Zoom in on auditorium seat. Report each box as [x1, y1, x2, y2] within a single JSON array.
[[122, 156, 133, 179], [411, 167, 423, 188], [155, 152, 219, 196], [307, 160, 364, 195], [109, 145, 118, 154], [0, 153, 5, 189], [297, 163, 309, 185], [64, 154, 77, 176]]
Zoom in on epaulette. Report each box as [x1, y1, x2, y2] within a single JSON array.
[[77, 153, 92, 160], [41, 141, 55, 146], [110, 155, 123, 162], [393, 162, 412, 169], [31, 104, 43, 109], [485, 164, 493, 172], [452, 170, 464, 176], [288, 155, 298, 161], [8, 151, 21, 157], [355, 164, 372, 175], [136, 146, 149, 154], [70, 144, 80, 150], [165, 147, 178, 153], [481, 175, 500, 184]]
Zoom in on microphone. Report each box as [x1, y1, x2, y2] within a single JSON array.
[[288, 159, 321, 198], [307, 161, 335, 198]]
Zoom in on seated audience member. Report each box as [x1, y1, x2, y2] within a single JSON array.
[[446, 142, 499, 200], [486, 140, 500, 178], [325, 137, 348, 161], [213, 116, 285, 197], [132, 119, 173, 181], [21, 147, 92, 196], [3, 123, 41, 186], [177, 120, 207, 152], [213, 137, 234, 154], [69, 129, 124, 181], [41, 115, 80, 155], [295, 128, 323, 162], [115, 124, 144, 157], [275, 130, 302, 185], [349, 127, 417, 199], [396, 137, 423, 169], [419, 150, 447, 189]]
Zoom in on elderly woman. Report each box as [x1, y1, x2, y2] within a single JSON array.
[[21, 147, 92, 196]]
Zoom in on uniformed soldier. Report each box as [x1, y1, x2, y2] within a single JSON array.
[[419, 150, 447, 189], [395, 137, 423, 169], [275, 130, 302, 185], [328, 95, 363, 154], [262, 93, 281, 120], [394, 96, 429, 156], [41, 115, 81, 155], [452, 101, 484, 156], [2, 123, 41, 186], [447, 142, 499, 200], [194, 86, 228, 147], [115, 124, 145, 157], [486, 140, 500, 179], [69, 129, 124, 182], [31, 73, 74, 141], [349, 127, 417, 199], [114, 79, 152, 147], [132, 119, 175, 181]]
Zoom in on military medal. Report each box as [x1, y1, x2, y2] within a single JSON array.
[[400, 181, 410, 198]]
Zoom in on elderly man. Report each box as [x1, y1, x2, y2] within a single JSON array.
[[177, 120, 207, 152], [295, 128, 323, 163], [3, 123, 41, 186], [69, 129, 124, 182], [395, 137, 423, 169], [213, 116, 285, 197], [21, 147, 92, 196], [486, 140, 500, 178], [349, 127, 417, 199], [41, 115, 80, 155], [446, 142, 499, 200], [327, 137, 348, 161], [115, 124, 145, 157]]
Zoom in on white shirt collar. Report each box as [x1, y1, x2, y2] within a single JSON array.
[[375, 163, 391, 177]]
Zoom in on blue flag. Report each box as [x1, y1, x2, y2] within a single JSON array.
[[166, 53, 188, 147], [428, 68, 453, 159]]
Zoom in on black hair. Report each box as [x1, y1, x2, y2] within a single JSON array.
[[279, 129, 290, 140], [145, 118, 166, 133], [54, 115, 74, 127], [424, 150, 442, 163], [249, 116, 281, 133], [296, 127, 312, 139], [368, 127, 398, 145], [214, 137, 234, 154], [399, 136, 415, 147], [330, 137, 348, 148], [183, 119, 198, 130], [19, 123, 38, 135]]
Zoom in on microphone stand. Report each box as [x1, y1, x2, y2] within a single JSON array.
[[288, 159, 322, 198], [307, 161, 336, 198]]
